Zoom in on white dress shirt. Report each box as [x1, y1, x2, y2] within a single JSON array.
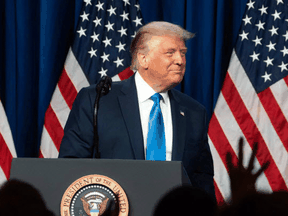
[[135, 72, 173, 161]]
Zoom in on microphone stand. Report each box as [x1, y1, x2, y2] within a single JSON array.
[[93, 76, 112, 158]]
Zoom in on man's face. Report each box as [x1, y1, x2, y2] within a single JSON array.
[[144, 35, 187, 92]]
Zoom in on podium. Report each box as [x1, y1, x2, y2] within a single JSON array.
[[10, 158, 190, 216]]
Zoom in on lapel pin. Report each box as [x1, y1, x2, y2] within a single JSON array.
[[180, 111, 185, 116]]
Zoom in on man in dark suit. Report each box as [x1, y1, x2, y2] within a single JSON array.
[[59, 21, 215, 199]]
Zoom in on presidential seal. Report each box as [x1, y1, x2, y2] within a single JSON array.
[[60, 174, 129, 216]]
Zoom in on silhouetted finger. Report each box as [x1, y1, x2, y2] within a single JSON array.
[[254, 161, 270, 179], [226, 151, 233, 172], [238, 137, 244, 169], [247, 142, 258, 172]]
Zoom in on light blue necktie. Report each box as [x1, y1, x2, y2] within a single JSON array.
[[146, 93, 166, 161]]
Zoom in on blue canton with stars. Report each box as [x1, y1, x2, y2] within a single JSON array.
[[235, 0, 288, 93], [72, 0, 143, 85]]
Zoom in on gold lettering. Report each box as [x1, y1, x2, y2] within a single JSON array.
[[71, 186, 77, 192], [116, 191, 124, 199], [119, 198, 125, 203], [63, 198, 70, 207], [74, 183, 80, 190], [83, 178, 90, 185], [103, 179, 111, 186], [119, 203, 126, 207], [69, 188, 75, 194], [66, 193, 73, 199]]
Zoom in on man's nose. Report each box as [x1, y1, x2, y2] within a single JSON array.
[[174, 51, 185, 65]]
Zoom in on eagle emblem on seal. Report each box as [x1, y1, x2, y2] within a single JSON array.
[[80, 191, 109, 216]]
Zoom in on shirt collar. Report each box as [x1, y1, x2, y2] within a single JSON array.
[[135, 72, 168, 104]]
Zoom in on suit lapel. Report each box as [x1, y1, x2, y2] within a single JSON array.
[[118, 75, 145, 159], [169, 90, 186, 161]]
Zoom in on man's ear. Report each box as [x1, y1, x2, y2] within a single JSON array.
[[137, 52, 148, 69]]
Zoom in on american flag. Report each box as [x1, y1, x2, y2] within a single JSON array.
[[208, 0, 288, 204], [0, 100, 17, 185], [39, 0, 143, 158]]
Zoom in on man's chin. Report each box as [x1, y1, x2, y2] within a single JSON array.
[[165, 78, 184, 91], [173, 74, 184, 84]]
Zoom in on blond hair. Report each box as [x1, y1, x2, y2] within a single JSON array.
[[130, 21, 194, 70]]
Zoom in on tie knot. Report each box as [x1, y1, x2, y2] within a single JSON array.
[[151, 93, 162, 104]]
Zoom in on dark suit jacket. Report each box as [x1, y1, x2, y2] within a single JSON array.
[[59, 75, 215, 199]]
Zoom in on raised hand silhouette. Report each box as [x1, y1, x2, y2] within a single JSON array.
[[226, 137, 270, 203]]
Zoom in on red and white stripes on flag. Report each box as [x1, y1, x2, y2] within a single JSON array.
[[208, 50, 288, 203], [39, 49, 133, 158], [0, 100, 17, 185], [39, 0, 141, 158], [39, 49, 89, 158]]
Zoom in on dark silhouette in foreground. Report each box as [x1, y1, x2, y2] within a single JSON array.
[[225, 138, 270, 204], [0, 179, 55, 216], [219, 191, 288, 216], [152, 137, 288, 216], [218, 138, 288, 216], [153, 185, 217, 216]]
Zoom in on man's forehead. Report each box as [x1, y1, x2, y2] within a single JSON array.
[[147, 35, 186, 49]]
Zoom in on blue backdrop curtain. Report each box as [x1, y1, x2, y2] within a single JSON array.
[[0, 0, 247, 157]]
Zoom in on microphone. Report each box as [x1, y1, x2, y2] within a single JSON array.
[[93, 76, 112, 158], [96, 76, 112, 96]]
